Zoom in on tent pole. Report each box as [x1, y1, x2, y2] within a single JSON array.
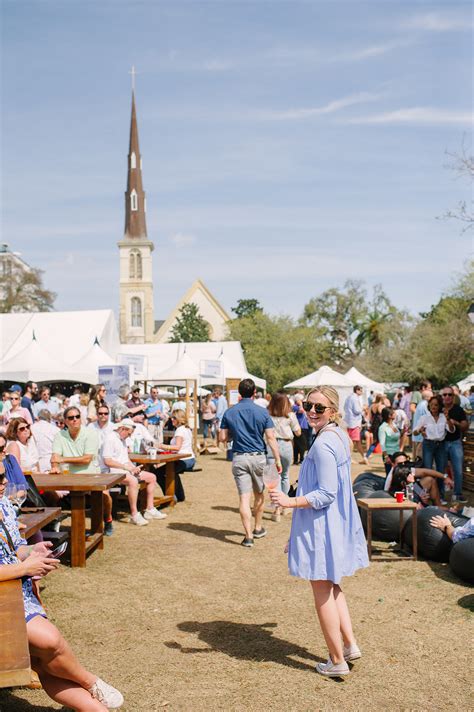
[[192, 378, 198, 453]]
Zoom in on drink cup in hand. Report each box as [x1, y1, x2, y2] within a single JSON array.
[[263, 464, 280, 490]]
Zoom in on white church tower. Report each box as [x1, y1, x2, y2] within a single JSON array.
[[118, 79, 155, 343]]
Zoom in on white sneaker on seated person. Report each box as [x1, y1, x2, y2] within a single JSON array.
[[143, 507, 167, 520], [129, 512, 149, 526]]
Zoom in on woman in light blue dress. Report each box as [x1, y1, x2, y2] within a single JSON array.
[[270, 386, 369, 678]]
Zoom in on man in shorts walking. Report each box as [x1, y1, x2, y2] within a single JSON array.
[[219, 379, 282, 547], [344, 386, 369, 465]]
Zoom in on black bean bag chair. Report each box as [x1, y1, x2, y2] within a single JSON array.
[[353, 472, 386, 500], [402, 506, 468, 562], [357, 490, 413, 542], [449, 538, 474, 584]]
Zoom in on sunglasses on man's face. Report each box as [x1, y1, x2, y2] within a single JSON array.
[[302, 402, 330, 414], [98, 411, 109, 416], [441, 393, 453, 398], [66, 414, 81, 421]]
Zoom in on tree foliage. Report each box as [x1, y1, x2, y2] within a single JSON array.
[[231, 298, 263, 319], [0, 262, 56, 313], [168, 303, 210, 343]]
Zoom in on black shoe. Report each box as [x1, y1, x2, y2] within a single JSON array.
[[104, 521, 114, 536], [252, 528, 267, 539], [241, 537, 254, 547]]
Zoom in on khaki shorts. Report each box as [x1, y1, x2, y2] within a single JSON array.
[[232, 453, 266, 495]]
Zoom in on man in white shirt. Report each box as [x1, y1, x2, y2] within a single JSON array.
[[343, 386, 369, 465], [254, 392, 269, 408], [31, 410, 59, 471], [102, 419, 166, 526], [87, 404, 114, 472], [33, 387, 60, 418], [126, 413, 154, 453]]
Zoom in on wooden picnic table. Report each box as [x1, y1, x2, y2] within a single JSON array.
[[32, 472, 125, 568], [19, 507, 61, 540], [357, 498, 418, 561], [130, 452, 192, 505], [0, 580, 31, 688]]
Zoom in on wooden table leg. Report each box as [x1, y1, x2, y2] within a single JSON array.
[[367, 510, 372, 561], [90, 492, 104, 550], [412, 508, 417, 561], [70, 492, 86, 568], [399, 510, 404, 550], [165, 461, 176, 503]]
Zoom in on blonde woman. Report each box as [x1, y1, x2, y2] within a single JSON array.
[[270, 386, 369, 678], [166, 410, 195, 471]]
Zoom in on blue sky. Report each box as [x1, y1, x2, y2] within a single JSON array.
[[1, 0, 472, 321]]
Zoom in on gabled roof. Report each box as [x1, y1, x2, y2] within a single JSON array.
[[153, 279, 231, 342]]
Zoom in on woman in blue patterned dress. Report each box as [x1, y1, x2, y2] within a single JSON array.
[[270, 386, 369, 678], [0, 468, 123, 710]]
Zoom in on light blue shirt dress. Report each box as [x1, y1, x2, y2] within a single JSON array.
[[288, 425, 369, 584]]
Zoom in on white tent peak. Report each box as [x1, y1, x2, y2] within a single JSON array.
[[344, 366, 384, 392], [285, 365, 352, 389]]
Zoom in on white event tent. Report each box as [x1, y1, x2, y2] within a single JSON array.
[[458, 373, 474, 391], [0, 335, 77, 383], [284, 365, 353, 410], [344, 366, 385, 397]]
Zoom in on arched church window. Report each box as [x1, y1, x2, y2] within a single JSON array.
[[129, 252, 136, 279], [130, 189, 138, 211], [136, 251, 142, 279], [131, 152, 136, 169], [131, 297, 142, 327]]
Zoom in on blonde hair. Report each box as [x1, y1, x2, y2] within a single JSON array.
[[171, 409, 189, 428], [305, 386, 341, 424]]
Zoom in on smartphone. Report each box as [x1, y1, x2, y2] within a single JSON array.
[[50, 542, 68, 558]]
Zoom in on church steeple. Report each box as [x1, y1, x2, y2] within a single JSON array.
[[118, 70, 155, 345], [124, 91, 148, 239]]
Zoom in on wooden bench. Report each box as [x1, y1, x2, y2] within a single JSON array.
[[0, 580, 30, 688]]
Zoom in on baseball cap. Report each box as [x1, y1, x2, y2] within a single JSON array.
[[9, 385, 22, 393]]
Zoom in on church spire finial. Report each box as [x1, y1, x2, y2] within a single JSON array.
[[124, 71, 147, 240]]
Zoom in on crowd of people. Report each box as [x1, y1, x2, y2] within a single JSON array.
[[0, 374, 472, 705]]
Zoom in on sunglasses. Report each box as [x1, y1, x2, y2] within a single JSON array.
[[441, 393, 453, 398], [98, 411, 109, 416], [66, 414, 81, 421], [18, 425, 31, 432], [10, 396, 20, 401], [0, 445, 5, 453], [302, 402, 330, 414]]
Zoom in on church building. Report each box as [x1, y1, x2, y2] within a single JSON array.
[[118, 87, 230, 344]]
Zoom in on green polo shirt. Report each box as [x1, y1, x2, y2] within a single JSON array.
[[52, 427, 99, 474]]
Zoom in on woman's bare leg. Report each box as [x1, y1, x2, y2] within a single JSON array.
[[27, 616, 96, 689], [333, 584, 356, 647], [310, 580, 344, 664], [33, 666, 107, 712]]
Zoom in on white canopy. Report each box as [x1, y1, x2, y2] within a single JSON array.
[[70, 341, 117, 385], [345, 367, 384, 393], [0, 336, 75, 383], [152, 352, 201, 385], [285, 366, 353, 389], [458, 373, 474, 391]]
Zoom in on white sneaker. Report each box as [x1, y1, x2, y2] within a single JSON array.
[[129, 512, 149, 526], [144, 507, 167, 520], [343, 642, 362, 661], [316, 659, 350, 677], [89, 677, 124, 709]]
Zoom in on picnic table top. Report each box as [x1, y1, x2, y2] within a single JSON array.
[[129, 452, 192, 465], [357, 498, 418, 510], [32, 472, 126, 492], [19, 507, 61, 539]]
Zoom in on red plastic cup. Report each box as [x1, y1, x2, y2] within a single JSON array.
[[395, 491, 404, 503]]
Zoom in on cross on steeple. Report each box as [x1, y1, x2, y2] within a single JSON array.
[[129, 65, 138, 92]]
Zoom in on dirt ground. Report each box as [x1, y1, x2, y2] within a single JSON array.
[[1, 452, 473, 712]]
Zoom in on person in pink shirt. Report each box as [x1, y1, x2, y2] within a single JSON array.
[[4, 391, 33, 426]]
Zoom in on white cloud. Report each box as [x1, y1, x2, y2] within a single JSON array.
[[403, 12, 472, 32], [169, 232, 197, 247], [254, 91, 383, 121], [342, 107, 472, 127]]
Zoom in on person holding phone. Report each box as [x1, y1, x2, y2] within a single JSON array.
[[270, 387, 369, 677], [0, 466, 123, 711]]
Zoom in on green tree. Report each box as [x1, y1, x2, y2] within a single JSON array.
[[168, 303, 210, 343], [0, 263, 56, 313], [227, 311, 331, 392], [231, 298, 263, 319]]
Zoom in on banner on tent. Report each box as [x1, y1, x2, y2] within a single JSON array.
[[99, 365, 131, 403], [118, 353, 146, 375], [200, 360, 223, 379]]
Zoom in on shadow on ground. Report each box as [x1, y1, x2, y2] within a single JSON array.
[[167, 522, 242, 545], [211, 505, 240, 514], [0, 691, 66, 711], [427, 561, 470, 586], [457, 594, 474, 612], [165, 620, 324, 670]]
